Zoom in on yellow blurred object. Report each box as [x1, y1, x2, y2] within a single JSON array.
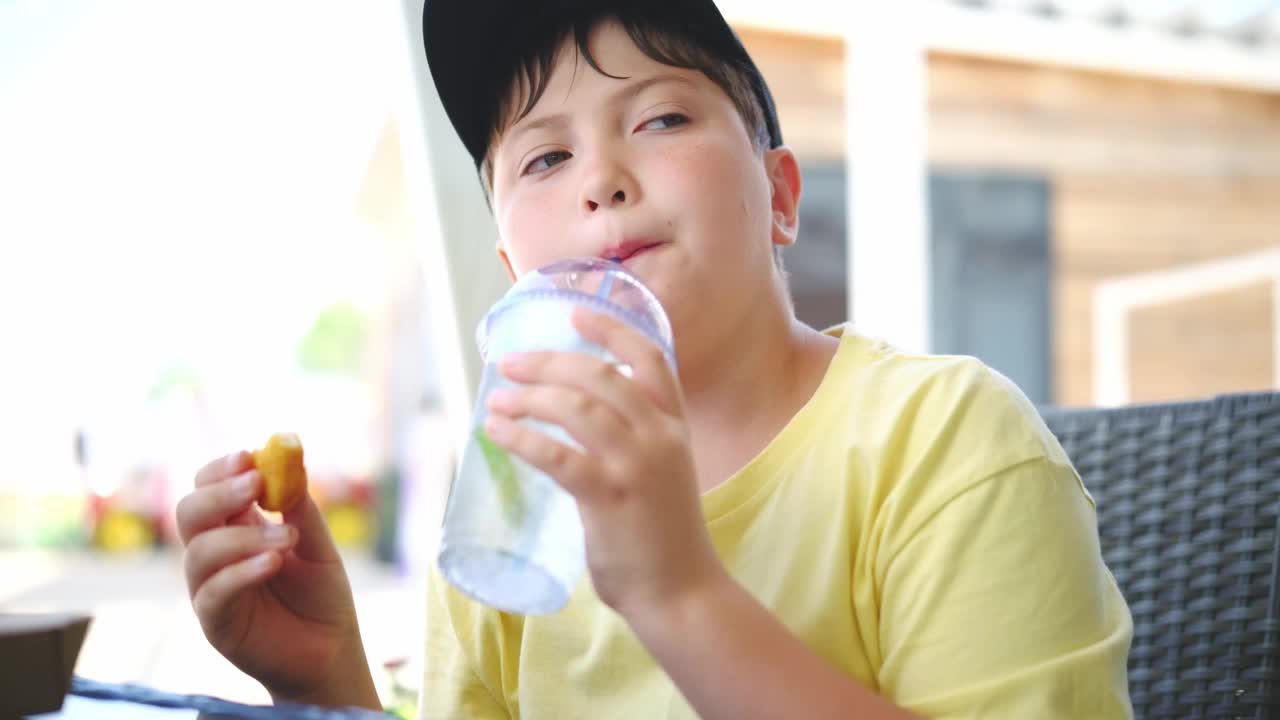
[[95, 510, 154, 552], [324, 503, 373, 548], [251, 433, 308, 512]]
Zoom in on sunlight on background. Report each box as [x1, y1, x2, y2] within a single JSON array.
[[0, 1, 437, 708], [0, 0, 404, 542]]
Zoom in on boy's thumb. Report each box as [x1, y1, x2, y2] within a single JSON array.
[[281, 492, 341, 564]]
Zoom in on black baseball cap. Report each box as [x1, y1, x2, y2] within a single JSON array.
[[421, 0, 784, 170]]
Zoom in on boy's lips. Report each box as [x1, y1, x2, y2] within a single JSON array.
[[599, 239, 666, 264]]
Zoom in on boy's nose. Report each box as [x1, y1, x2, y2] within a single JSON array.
[[585, 190, 625, 212], [581, 166, 638, 214]]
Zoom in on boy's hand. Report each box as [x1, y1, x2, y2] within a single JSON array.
[[175, 452, 379, 709], [483, 306, 728, 618]]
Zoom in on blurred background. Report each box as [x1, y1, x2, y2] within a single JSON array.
[[1, 0, 1277, 715]]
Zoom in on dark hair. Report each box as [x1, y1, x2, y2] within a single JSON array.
[[480, 9, 773, 190]]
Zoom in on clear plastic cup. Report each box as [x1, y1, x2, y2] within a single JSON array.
[[437, 258, 676, 615]]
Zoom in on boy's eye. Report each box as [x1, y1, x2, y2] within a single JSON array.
[[522, 150, 572, 176], [639, 113, 690, 131]]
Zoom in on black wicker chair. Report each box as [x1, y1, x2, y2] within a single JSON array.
[[1040, 392, 1280, 719]]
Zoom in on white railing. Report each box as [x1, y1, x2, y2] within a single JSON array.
[[1092, 247, 1280, 407]]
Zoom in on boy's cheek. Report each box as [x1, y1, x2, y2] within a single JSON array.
[[499, 211, 571, 272], [650, 141, 718, 186], [651, 143, 755, 218]]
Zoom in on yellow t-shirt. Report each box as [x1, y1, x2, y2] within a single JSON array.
[[420, 327, 1134, 719]]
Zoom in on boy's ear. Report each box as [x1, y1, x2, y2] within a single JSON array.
[[496, 244, 518, 283], [766, 147, 802, 248]]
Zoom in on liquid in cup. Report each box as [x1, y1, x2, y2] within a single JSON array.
[[437, 258, 676, 615]]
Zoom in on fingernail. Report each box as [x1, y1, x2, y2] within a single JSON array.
[[254, 552, 277, 571], [225, 451, 245, 473], [263, 524, 293, 546], [234, 472, 256, 497], [486, 389, 514, 410]]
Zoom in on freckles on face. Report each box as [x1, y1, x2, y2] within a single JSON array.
[[654, 138, 742, 213], [670, 140, 770, 253]]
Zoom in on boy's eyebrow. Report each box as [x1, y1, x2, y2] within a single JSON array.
[[606, 73, 698, 107], [506, 114, 571, 149], [504, 73, 697, 148]]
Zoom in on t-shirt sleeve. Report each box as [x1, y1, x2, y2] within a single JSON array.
[[876, 454, 1133, 719], [419, 566, 511, 720]]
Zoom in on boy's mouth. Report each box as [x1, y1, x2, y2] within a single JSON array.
[[600, 239, 665, 264]]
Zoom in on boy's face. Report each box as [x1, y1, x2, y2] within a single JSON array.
[[488, 20, 800, 346]]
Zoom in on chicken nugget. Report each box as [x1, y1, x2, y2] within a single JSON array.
[[251, 432, 308, 512]]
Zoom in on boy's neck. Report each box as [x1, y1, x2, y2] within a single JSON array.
[[678, 292, 839, 492]]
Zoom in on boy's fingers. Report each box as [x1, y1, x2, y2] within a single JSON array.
[[487, 384, 630, 456], [570, 307, 680, 414], [184, 524, 298, 597], [192, 551, 281, 630], [195, 451, 252, 488], [485, 415, 598, 500], [175, 471, 262, 545], [228, 505, 267, 528], [500, 350, 644, 422], [280, 494, 341, 564]]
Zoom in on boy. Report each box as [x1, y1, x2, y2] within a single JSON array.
[[176, 1, 1133, 718]]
